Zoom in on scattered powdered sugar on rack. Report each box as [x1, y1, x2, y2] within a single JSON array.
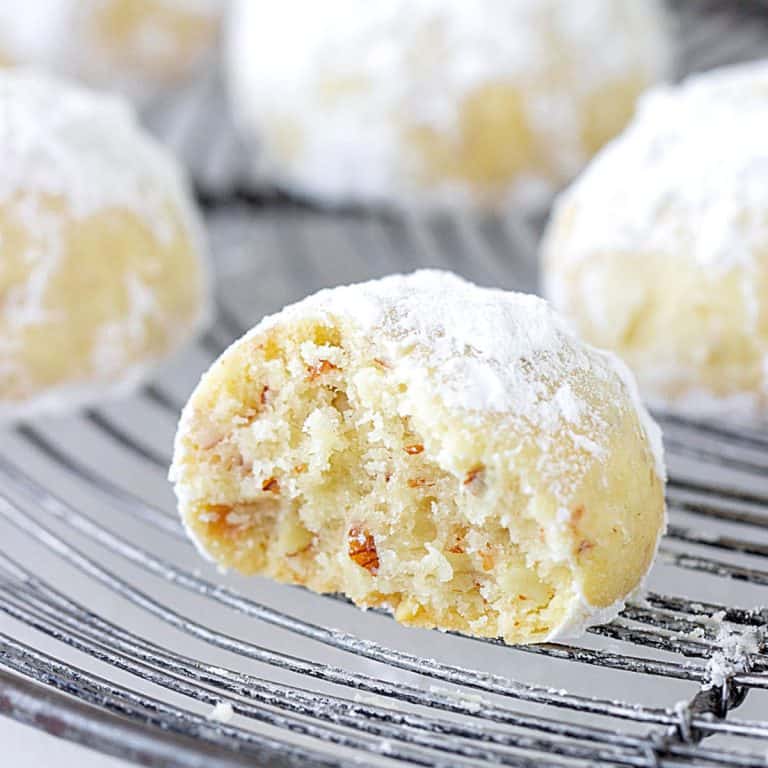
[[226, 0, 670, 208], [705, 618, 763, 690], [206, 700, 234, 723]]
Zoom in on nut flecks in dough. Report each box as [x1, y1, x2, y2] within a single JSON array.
[[172, 270, 666, 644]]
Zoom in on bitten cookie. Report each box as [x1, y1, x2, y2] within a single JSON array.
[[226, 0, 669, 210], [543, 60, 768, 418], [0, 70, 209, 421], [171, 271, 665, 644]]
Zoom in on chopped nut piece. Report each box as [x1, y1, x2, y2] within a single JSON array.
[[224, 453, 244, 471], [262, 476, 280, 493], [240, 407, 259, 425], [404, 443, 424, 455], [209, 448, 246, 471], [237, 386, 270, 424], [577, 539, 595, 555], [202, 503, 232, 518], [286, 542, 312, 557], [480, 547, 494, 571], [199, 434, 224, 450], [306, 359, 338, 380], [464, 464, 485, 486], [448, 524, 468, 554], [331, 389, 350, 412], [348, 526, 379, 574], [293, 463, 308, 474], [408, 477, 436, 488], [518, 594, 528, 601], [572, 505, 585, 523], [372, 358, 391, 370]]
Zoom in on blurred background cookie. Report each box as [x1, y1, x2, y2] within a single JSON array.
[[225, 0, 670, 211], [0, 70, 210, 421], [171, 270, 665, 644], [542, 60, 768, 419], [0, 0, 225, 104]]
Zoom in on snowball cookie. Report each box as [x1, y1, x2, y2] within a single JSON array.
[[226, 0, 669, 210], [542, 61, 768, 419], [0, 71, 209, 421], [0, 0, 224, 102], [171, 270, 665, 644]]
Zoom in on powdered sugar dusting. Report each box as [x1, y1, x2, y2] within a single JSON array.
[[0, 357, 163, 424], [546, 591, 626, 642], [0, 70, 197, 229], [227, 0, 669, 208], [705, 621, 763, 690], [206, 700, 234, 723], [174, 269, 665, 639], [546, 60, 768, 271]]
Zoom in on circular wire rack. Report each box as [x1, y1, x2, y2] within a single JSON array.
[[3, 3, 768, 766]]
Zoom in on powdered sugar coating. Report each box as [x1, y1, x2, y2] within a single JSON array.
[[214, 269, 664, 482], [0, 70, 201, 231], [0, 357, 162, 424], [545, 60, 768, 273], [0, 1, 68, 66], [226, 0, 670, 209], [0, 70, 210, 421]]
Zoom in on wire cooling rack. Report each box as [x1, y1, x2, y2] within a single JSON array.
[[3, 2, 768, 766]]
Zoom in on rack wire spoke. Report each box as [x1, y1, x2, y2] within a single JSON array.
[[0, 580, 644, 767], [0, 486, 706, 723], [0, 636, 370, 768]]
